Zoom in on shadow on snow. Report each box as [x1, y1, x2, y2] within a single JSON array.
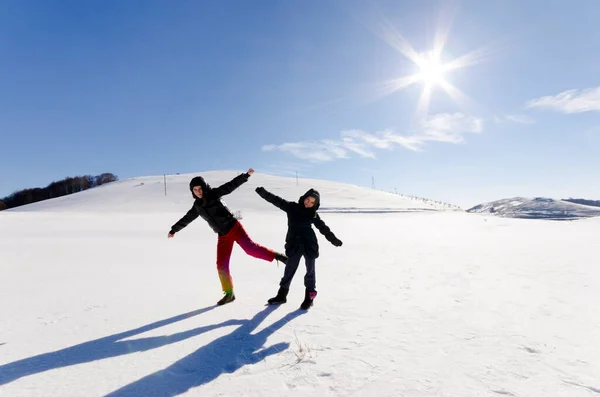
[[105, 305, 305, 396]]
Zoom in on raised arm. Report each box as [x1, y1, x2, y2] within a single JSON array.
[[212, 172, 250, 198], [313, 214, 343, 247], [168, 205, 200, 236], [255, 187, 291, 212]]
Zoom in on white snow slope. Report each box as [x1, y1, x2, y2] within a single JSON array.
[[6, 171, 448, 214], [0, 171, 598, 397]]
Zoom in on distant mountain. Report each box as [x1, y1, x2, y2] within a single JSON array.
[[563, 198, 600, 208], [467, 197, 600, 220]]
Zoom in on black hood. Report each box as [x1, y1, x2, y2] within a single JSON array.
[[298, 188, 320, 210], [189, 176, 211, 199]]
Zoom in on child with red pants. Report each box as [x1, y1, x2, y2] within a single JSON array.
[[168, 169, 287, 305]]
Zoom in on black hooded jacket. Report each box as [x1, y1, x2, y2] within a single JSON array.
[[255, 187, 342, 258], [169, 173, 250, 236]]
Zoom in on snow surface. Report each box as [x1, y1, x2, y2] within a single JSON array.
[[1, 171, 599, 397], [467, 197, 600, 220]]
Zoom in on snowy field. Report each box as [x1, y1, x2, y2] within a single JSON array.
[[0, 172, 598, 396]]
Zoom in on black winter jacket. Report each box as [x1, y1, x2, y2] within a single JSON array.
[[255, 187, 342, 258], [169, 173, 250, 236]]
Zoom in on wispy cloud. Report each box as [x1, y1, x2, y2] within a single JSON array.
[[505, 114, 536, 124], [263, 161, 313, 177], [342, 129, 395, 149], [419, 112, 483, 144], [493, 114, 536, 124], [526, 87, 600, 113], [262, 113, 483, 162], [262, 142, 350, 162]]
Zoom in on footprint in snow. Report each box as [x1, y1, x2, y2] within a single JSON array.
[[522, 346, 540, 354], [492, 391, 515, 396]]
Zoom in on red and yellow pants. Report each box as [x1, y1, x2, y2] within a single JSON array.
[[216, 221, 276, 292]]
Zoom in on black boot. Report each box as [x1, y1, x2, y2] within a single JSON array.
[[300, 289, 317, 310], [217, 291, 235, 306], [274, 252, 288, 265], [267, 287, 289, 305]]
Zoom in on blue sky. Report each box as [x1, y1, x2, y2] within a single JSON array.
[[1, 0, 599, 208]]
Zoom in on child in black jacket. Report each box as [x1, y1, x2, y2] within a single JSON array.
[[168, 169, 287, 306], [255, 186, 342, 310]]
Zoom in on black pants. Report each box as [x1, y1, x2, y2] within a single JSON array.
[[280, 247, 316, 291]]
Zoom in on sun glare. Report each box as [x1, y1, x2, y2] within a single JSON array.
[[415, 52, 447, 87], [363, 12, 489, 119]]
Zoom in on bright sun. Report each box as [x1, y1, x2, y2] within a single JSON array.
[[415, 51, 447, 87], [363, 15, 488, 119]]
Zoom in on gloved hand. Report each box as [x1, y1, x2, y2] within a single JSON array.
[[332, 238, 343, 247]]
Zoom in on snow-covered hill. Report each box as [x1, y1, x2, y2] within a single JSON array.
[[467, 197, 600, 220], [6, 171, 450, 214], [1, 171, 598, 396]]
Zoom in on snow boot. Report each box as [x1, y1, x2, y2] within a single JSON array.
[[217, 291, 235, 306], [300, 289, 317, 310], [267, 287, 289, 305], [274, 252, 288, 265]]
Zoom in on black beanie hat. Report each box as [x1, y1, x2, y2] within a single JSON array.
[[189, 176, 210, 198]]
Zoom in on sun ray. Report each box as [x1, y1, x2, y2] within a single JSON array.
[[343, 2, 424, 66], [431, 3, 457, 61], [438, 80, 480, 114], [376, 20, 423, 66], [444, 44, 495, 71], [372, 75, 421, 98], [415, 83, 434, 121]]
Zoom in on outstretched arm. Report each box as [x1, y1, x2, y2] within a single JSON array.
[[212, 169, 253, 198], [168, 205, 200, 237], [313, 214, 343, 247], [255, 187, 291, 212]]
